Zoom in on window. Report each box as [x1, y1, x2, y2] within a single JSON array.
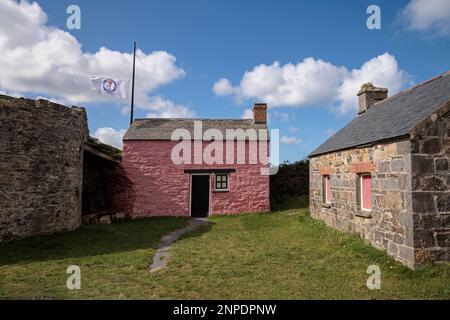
[[215, 173, 229, 191], [360, 174, 372, 210], [322, 175, 332, 204]]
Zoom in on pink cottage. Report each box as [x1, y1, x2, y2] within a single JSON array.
[[122, 103, 270, 218]]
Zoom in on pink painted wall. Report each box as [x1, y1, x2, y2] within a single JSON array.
[[122, 140, 270, 217]]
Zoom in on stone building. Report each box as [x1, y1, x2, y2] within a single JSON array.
[[0, 95, 130, 241], [122, 103, 270, 217], [309, 72, 450, 268]]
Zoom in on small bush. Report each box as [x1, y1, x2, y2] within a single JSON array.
[[270, 159, 309, 208]]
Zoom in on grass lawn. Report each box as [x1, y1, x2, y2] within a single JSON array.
[[0, 197, 449, 299]]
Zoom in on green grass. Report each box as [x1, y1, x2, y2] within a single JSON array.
[[0, 197, 449, 299]]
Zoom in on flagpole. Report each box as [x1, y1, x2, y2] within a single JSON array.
[[130, 41, 136, 126]]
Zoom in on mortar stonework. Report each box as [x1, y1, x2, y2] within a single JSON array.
[[0, 95, 88, 241], [310, 111, 450, 268], [309, 140, 415, 267], [411, 111, 450, 264]]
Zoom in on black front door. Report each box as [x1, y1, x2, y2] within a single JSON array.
[[191, 175, 210, 218]]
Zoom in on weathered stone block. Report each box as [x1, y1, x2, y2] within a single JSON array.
[[422, 139, 441, 154], [391, 159, 405, 172], [435, 158, 448, 171], [412, 155, 434, 173], [414, 230, 435, 248], [440, 214, 450, 228], [435, 231, 450, 247], [436, 194, 450, 213], [412, 192, 436, 213], [378, 161, 391, 173], [421, 176, 446, 191]]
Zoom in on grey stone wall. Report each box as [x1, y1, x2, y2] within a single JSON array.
[[309, 140, 415, 267], [0, 95, 88, 241], [411, 111, 450, 265]]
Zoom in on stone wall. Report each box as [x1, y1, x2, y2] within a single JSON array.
[[411, 111, 450, 264], [309, 140, 415, 267], [0, 95, 88, 241]]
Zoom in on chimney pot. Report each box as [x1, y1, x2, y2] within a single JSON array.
[[252, 103, 268, 124], [357, 83, 388, 114]]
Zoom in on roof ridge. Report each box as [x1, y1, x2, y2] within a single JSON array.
[[133, 118, 253, 121], [373, 69, 450, 107], [309, 70, 450, 157]]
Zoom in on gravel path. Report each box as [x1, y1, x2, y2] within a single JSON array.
[[149, 218, 208, 272]]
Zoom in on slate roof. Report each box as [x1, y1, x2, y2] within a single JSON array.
[[309, 71, 450, 157], [123, 118, 269, 141]]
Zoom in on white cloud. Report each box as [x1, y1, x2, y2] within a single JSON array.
[[288, 126, 301, 133], [335, 53, 409, 114], [213, 53, 410, 115], [0, 0, 192, 118], [272, 111, 290, 123], [281, 135, 301, 145], [93, 127, 126, 149], [223, 58, 347, 107], [325, 128, 335, 136], [241, 108, 253, 119], [144, 96, 195, 118], [401, 0, 450, 36], [213, 78, 236, 96]]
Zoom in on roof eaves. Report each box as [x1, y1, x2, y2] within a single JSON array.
[[308, 134, 410, 158]]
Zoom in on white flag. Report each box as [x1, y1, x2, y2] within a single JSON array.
[[91, 77, 129, 100]]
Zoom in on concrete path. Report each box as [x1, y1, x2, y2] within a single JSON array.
[[149, 218, 208, 272]]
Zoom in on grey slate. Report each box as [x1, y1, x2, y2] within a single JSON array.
[[309, 71, 450, 157], [124, 118, 268, 141]]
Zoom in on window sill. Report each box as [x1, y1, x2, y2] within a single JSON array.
[[213, 189, 229, 193], [322, 203, 331, 209], [355, 211, 372, 219]]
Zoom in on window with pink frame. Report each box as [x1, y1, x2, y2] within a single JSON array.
[[360, 174, 372, 210], [323, 175, 332, 204]]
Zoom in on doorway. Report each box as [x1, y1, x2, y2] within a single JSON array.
[[190, 174, 210, 218]]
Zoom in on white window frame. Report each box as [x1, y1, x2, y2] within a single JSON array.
[[214, 173, 229, 192], [323, 175, 331, 204], [360, 173, 372, 211]]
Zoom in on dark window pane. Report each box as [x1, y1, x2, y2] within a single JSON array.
[[215, 174, 229, 190]]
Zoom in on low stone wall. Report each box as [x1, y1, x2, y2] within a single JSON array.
[[411, 111, 450, 264], [309, 140, 415, 267], [0, 95, 88, 241]]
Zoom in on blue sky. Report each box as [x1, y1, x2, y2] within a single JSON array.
[[1, 0, 450, 161]]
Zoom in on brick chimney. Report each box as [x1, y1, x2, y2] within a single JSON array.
[[357, 83, 388, 114], [252, 103, 267, 123]]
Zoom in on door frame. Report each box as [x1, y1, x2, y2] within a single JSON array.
[[189, 173, 211, 217]]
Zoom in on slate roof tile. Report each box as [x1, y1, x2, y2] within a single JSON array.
[[309, 71, 450, 157]]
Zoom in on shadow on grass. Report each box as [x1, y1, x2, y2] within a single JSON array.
[[0, 217, 212, 266], [169, 221, 214, 247]]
